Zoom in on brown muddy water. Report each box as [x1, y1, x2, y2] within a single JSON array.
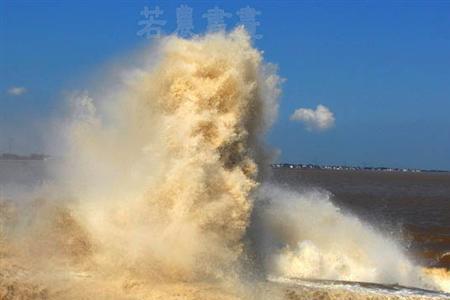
[[1, 161, 450, 299], [2, 161, 449, 269]]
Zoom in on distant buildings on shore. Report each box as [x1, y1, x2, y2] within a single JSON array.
[[0, 152, 446, 173], [0, 153, 50, 161], [271, 163, 448, 173]]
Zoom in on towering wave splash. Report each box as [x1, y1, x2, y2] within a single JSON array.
[[61, 27, 280, 281], [0, 28, 449, 299]]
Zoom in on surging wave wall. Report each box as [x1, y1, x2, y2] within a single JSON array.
[[0, 28, 449, 299], [61, 27, 280, 282]]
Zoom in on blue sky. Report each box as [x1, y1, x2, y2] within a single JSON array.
[[1, 0, 450, 170]]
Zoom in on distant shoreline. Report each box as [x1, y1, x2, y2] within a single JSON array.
[[272, 163, 449, 173], [0, 153, 447, 173], [0, 153, 50, 161]]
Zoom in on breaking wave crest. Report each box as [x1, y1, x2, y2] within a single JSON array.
[[252, 184, 450, 293]]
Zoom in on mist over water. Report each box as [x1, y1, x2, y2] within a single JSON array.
[[1, 29, 449, 299]]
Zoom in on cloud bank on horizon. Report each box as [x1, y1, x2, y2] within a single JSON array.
[[7, 86, 27, 96], [290, 104, 335, 132]]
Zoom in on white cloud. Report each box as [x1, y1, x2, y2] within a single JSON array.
[[7, 86, 27, 96], [290, 104, 335, 131]]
